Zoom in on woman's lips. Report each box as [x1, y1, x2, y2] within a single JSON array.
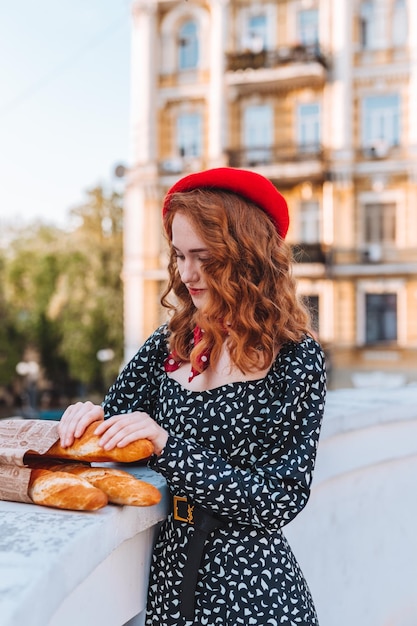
[[188, 288, 205, 296]]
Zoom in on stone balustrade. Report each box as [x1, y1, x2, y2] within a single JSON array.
[[286, 386, 417, 626], [0, 466, 168, 626], [1, 386, 416, 626]]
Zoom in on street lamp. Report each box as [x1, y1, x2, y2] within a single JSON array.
[[15, 360, 40, 418], [96, 349, 115, 393]]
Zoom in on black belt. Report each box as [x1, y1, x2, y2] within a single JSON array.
[[173, 495, 224, 620]]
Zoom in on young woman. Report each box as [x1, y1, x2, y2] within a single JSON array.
[[58, 167, 326, 625]]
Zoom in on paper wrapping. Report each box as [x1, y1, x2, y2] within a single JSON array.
[[0, 419, 61, 504]]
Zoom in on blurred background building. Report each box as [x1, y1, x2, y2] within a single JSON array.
[[123, 0, 417, 389]]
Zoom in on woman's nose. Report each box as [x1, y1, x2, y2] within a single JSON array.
[[180, 258, 198, 283]]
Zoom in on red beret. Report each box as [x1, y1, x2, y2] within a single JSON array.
[[162, 167, 289, 239]]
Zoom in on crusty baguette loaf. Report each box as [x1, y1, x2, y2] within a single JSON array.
[[36, 463, 162, 507], [28, 468, 108, 511], [43, 421, 154, 463]]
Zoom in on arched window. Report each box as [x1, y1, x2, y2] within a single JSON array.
[[178, 21, 199, 70]]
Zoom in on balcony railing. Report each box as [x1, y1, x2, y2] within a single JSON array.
[[291, 243, 328, 264], [290, 244, 417, 268], [328, 246, 417, 266], [226, 43, 330, 73], [226, 143, 326, 168]]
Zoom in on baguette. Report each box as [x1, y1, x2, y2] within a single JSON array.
[[43, 421, 154, 463], [35, 463, 162, 507], [28, 468, 108, 511]]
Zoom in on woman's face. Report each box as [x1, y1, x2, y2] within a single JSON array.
[[171, 212, 210, 310]]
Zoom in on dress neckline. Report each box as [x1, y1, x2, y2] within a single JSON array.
[[164, 349, 281, 394]]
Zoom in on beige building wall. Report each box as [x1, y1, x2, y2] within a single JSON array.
[[124, 0, 417, 387]]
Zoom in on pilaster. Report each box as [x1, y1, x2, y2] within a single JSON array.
[[130, 0, 158, 165], [329, 0, 353, 160], [208, 0, 229, 166], [408, 0, 417, 150]]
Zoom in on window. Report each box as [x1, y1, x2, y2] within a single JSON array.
[[244, 14, 268, 52], [364, 202, 396, 244], [359, 1, 374, 49], [178, 21, 199, 70], [297, 102, 321, 152], [240, 7, 275, 53], [392, 0, 407, 47], [365, 293, 397, 344], [359, 0, 386, 49], [302, 294, 320, 334], [243, 104, 273, 165], [362, 94, 400, 148], [298, 9, 319, 45], [177, 113, 202, 157], [300, 201, 321, 243]]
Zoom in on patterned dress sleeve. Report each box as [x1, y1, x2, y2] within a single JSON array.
[[151, 337, 326, 531], [102, 325, 168, 418]]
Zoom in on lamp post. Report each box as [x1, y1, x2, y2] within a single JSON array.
[[15, 360, 40, 419], [96, 349, 115, 393]]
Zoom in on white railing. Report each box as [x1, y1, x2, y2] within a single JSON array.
[[0, 466, 168, 626], [285, 386, 417, 626], [1, 386, 416, 626]]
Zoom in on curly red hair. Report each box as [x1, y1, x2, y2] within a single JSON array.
[[161, 189, 312, 374]]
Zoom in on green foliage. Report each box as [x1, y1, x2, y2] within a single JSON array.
[[0, 185, 124, 404], [0, 253, 25, 385]]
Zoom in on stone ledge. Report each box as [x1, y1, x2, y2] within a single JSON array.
[[0, 466, 168, 626]]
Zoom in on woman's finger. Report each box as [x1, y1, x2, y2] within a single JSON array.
[[97, 415, 143, 449], [58, 401, 104, 447], [95, 412, 168, 455]]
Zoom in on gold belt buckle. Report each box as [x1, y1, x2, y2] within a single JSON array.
[[173, 495, 194, 524]]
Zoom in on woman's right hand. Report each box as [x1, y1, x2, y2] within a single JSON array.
[[57, 401, 104, 448]]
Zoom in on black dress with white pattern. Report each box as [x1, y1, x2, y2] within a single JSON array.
[[103, 325, 326, 626]]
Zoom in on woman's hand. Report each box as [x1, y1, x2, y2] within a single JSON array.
[[58, 401, 104, 448], [94, 412, 169, 457]]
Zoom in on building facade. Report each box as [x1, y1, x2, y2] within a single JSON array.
[[124, 0, 417, 388]]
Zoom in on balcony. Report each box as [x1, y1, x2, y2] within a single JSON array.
[[226, 143, 328, 185], [354, 143, 412, 177], [227, 43, 329, 71], [158, 156, 205, 176], [291, 243, 328, 264], [291, 243, 328, 278], [327, 245, 417, 277], [225, 43, 330, 92]]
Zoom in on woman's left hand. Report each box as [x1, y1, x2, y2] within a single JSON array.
[[93, 412, 168, 456]]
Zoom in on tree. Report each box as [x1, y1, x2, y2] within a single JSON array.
[[57, 187, 123, 389], [1, 185, 124, 405], [48, 186, 124, 393], [0, 252, 25, 388]]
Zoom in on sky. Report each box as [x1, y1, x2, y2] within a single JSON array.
[[0, 0, 132, 230]]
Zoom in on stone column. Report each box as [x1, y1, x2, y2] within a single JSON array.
[[329, 0, 353, 159], [409, 0, 417, 153], [123, 0, 158, 362], [322, 180, 334, 246], [123, 180, 146, 363], [208, 0, 229, 167], [129, 0, 157, 165]]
